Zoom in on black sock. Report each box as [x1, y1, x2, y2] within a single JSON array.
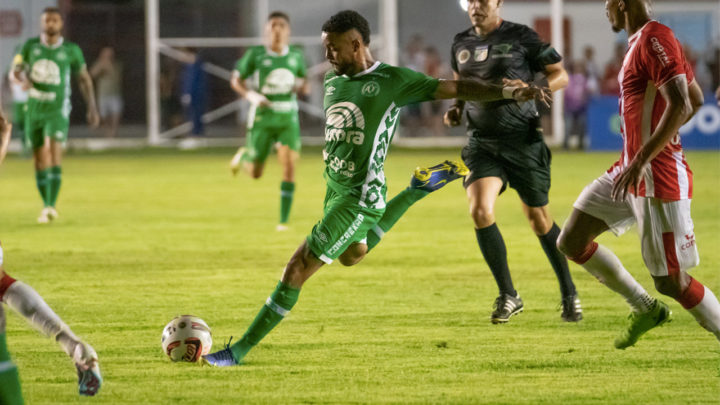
[[475, 224, 516, 296], [538, 223, 576, 298]]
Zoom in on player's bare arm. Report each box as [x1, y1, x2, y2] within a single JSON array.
[[230, 72, 271, 107], [443, 71, 465, 127], [0, 109, 11, 166], [543, 62, 569, 91], [686, 79, 704, 123], [611, 75, 694, 201], [434, 78, 551, 106], [77, 67, 100, 128], [294, 77, 310, 96]]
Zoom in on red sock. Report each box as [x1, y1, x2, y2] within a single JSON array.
[[677, 277, 705, 309], [568, 241, 598, 265], [0, 273, 17, 301]]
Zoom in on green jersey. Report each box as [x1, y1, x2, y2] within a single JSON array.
[[322, 62, 439, 209], [14, 37, 86, 119], [235, 45, 307, 115]]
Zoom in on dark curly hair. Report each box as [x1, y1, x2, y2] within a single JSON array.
[[321, 10, 371, 45]]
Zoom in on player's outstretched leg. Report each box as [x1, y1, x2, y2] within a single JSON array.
[[0, 306, 24, 405], [204, 242, 321, 367], [366, 160, 468, 250], [0, 273, 102, 395]]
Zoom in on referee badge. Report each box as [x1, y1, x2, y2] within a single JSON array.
[[457, 49, 471, 64], [474, 46, 489, 62]]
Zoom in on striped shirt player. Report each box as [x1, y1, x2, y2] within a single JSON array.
[[559, 4, 720, 349], [608, 20, 694, 200]]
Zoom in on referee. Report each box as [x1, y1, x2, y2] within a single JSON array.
[[446, 0, 581, 323]]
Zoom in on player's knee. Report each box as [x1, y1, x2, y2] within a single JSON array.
[[556, 229, 573, 256], [653, 276, 683, 298], [338, 244, 367, 267], [469, 205, 494, 228], [250, 166, 263, 179]]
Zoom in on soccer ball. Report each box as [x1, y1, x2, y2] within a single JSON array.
[[161, 315, 212, 362]]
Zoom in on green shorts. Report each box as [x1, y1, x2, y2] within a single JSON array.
[[245, 110, 301, 163], [462, 138, 552, 207], [24, 114, 69, 149], [306, 187, 384, 264]]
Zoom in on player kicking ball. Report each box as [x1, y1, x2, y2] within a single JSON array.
[[228, 11, 310, 231], [558, 0, 720, 348], [203, 10, 549, 367], [10, 7, 99, 224]]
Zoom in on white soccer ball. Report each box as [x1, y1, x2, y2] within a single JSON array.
[[161, 315, 212, 362]]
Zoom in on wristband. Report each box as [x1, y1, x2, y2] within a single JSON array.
[[502, 86, 518, 99]]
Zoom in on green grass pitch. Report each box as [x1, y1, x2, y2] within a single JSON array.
[[0, 147, 718, 404]]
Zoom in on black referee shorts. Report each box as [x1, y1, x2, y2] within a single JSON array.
[[461, 137, 552, 207]]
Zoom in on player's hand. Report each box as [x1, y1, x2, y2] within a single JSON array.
[[502, 78, 552, 107], [443, 105, 463, 127], [245, 90, 271, 107], [611, 158, 645, 202], [21, 79, 32, 91], [87, 108, 100, 129], [0, 115, 11, 166]]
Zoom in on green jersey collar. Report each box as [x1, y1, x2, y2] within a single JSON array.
[[40, 34, 64, 49], [266, 45, 289, 57], [350, 61, 381, 78]]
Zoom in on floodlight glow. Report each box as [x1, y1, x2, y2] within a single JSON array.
[[459, 0, 468, 12]]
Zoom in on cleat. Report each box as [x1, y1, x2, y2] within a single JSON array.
[[276, 224, 289, 232], [229, 148, 247, 176], [561, 294, 583, 322], [47, 207, 59, 221], [491, 293, 524, 324], [73, 342, 102, 396], [37, 208, 50, 224], [409, 160, 469, 192], [202, 345, 240, 367], [615, 300, 671, 349]]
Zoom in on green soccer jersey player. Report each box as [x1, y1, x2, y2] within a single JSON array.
[[229, 11, 310, 231], [203, 10, 548, 367], [10, 7, 99, 224]]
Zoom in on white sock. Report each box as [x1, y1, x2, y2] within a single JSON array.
[[687, 286, 720, 341], [2, 281, 80, 356], [583, 244, 656, 313]]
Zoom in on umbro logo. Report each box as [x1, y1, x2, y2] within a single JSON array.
[[325, 86, 335, 96]]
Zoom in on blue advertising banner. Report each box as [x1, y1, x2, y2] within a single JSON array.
[[587, 95, 720, 151]]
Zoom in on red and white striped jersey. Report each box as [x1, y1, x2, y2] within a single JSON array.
[[608, 20, 694, 200]]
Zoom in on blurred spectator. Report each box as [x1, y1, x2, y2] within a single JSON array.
[[90, 47, 123, 138], [564, 60, 591, 150], [581, 45, 600, 95], [160, 60, 183, 131], [708, 45, 720, 91], [422, 46, 452, 134], [180, 48, 207, 136], [401, 34, 426, 132], [601, 43, 625, 96]]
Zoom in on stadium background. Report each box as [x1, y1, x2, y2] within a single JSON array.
[[1, 0, 718, 149]]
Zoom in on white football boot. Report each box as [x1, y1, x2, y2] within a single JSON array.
[[73, 342, 102, 396]]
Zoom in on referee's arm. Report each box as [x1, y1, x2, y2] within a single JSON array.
[[543, 62, 569, 92]]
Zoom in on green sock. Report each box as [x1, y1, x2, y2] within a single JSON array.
[[35, 168, 51, 207], [230, 281, 300, 362], [0, 333, 24, 405], [48, 166, 62, 207], [280, 181, 295, 224], [367, 187, 429, 251]]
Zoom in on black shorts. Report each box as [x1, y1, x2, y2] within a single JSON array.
[[461, 138, 552, 207]]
